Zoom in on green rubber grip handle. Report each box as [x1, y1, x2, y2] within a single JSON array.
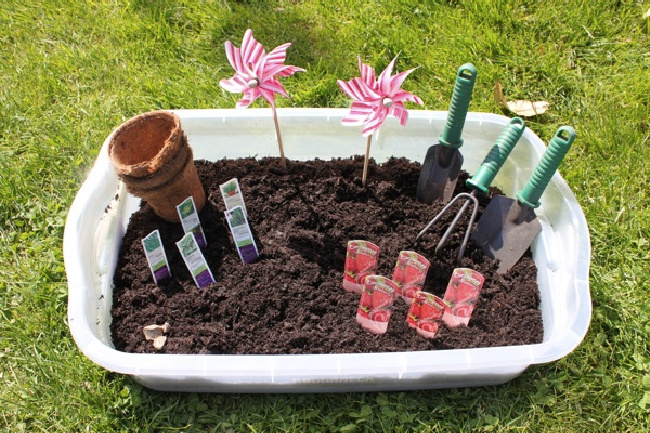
[[517, 126, 576, 208], [466, 117, 525, 195], [439, 63, 477, 149]]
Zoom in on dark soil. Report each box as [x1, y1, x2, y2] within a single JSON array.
[[111, 157, 543, 354]]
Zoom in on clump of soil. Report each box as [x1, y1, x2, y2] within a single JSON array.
[[111, 157, 543, 354]]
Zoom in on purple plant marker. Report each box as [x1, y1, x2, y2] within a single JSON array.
[[176, 232, 215, 288], [225, 205, 259, 264], [142, 230, 171, 284]]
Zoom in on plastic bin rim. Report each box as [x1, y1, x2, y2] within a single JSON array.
[[65, 108, 591, 378]]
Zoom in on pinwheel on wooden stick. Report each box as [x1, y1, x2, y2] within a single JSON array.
[[338, 56, 422, 187], [219, 29, 305, 169]]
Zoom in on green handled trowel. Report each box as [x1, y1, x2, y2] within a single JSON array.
[[471, 126, 576, 273], [417, 63, 477, 204]]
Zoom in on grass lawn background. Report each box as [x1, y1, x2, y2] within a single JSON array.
[[1, 0, 649, 431]]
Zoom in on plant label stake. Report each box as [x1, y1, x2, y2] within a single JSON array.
[[225, 205, 259, 264], [442, 268, 485, 327], [176, 232, 215, 288], [417, 63, 477, 204], [177, 196, 207, 249], [142, 230, 172, 284], [342, 240, 380, 293], [219, 178, 248, 217], [220, 177, 258, 263], [391, 251, 430, 304], [416, 117, 525, 263], [356, 275, 398, 335], [406, 291, 445, 338], [471, 126, 575, 273]]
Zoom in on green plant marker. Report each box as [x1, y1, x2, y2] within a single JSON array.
[[219, 178, 248, 218], [141, 230, 171, 284], [176, 196, 207, 249], [176, 232, 215, 288], [225, 205, 259, 264]]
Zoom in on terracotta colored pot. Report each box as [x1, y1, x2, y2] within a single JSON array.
[[108, 110, 206, 222]]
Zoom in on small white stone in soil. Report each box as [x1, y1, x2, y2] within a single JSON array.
[[153, 335, 168, 350], [143, 322, 170, 340]]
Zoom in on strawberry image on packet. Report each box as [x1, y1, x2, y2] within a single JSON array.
[[406, 291, 445, 338], [356, 275, 398, 334], [391, 251, 430, 304], [442, 268, 485, 327], [342, 240, 380, 293]]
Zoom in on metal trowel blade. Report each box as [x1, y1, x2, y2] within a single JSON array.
[[471, 195, 542, 273], [416, 144, 463, 204]]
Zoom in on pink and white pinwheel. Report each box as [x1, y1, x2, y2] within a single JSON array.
[[338, 56, 422, 186], [338, 56, 422, 137], [219, 29, 305, 109], [219, 29, 305, 169]]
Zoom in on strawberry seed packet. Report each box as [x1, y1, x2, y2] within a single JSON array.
[[356, 275, 398, 335], [442, 268, 485, 327], [391, 251, 430, 304], [342, 240, 380, 293], [406, 291, 445, 338]]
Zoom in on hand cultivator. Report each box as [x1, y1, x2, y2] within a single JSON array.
[[416, 117, 525, 263]]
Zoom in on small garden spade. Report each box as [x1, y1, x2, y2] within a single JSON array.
[[471, 126, 576, 273], [416, 63, 477, 204]]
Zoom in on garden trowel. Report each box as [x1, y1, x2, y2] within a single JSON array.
[[471, 126, 575, 273], [416, 63, 477, 204]]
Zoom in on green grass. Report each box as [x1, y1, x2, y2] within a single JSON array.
[[1, 0, 649, 431]]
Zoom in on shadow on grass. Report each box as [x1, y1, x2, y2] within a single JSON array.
[[111, 365, 554, 430]]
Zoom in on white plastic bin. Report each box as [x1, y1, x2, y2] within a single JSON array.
[[64, 109, 591, 392]]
